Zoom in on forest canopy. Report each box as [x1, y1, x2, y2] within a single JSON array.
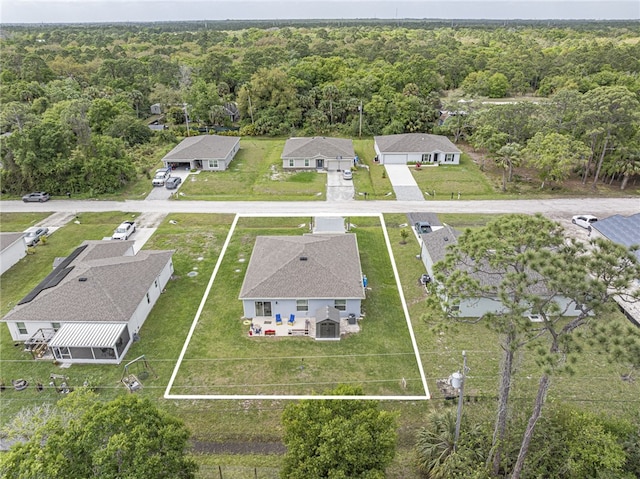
[[1, 21, 638, 194]]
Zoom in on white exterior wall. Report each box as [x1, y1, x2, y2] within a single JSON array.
[[282, 158, 317, 170], [243, 298, 362, 319], [1, 238, 26, 275], [6, 320, 56, 341], [128, 258, 174, 335]]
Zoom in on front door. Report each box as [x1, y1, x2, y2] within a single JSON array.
[[255, 301, 272, 316], [316, 158, 324, 169]]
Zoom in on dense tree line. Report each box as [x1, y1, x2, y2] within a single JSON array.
[[1, 22, 638, 194]]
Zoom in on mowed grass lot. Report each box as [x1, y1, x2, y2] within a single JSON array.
[[410, 153, 496, 199], [176, 138, 326, 201], [170, 216, 425, 397], [0, 213, 235, 425], [384, 213, 640, 417]]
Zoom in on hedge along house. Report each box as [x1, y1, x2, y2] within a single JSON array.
[[282, 137, 355, 171], [162, 135, 240, 171], [420, 224, 585, 319], [1, 240, 174, 364], [1, 232, 27, 275], [239, 232, 365, 339], [374, 133, 461, 165]]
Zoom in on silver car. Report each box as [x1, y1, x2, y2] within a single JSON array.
[[24, 227, 49, 246], [22, 192, 50, 203]]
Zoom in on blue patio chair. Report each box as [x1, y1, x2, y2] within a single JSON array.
[[288, 314, 295, 326], [275, 314, 282, 325]]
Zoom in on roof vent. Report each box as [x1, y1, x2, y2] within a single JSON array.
[[444, 237, 449, 241], [300, 256, 308, 261], [78, 277, 88, 282]]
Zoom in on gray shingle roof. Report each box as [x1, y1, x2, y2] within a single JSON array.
[[592, 213, 640, 261], [163, 135, 240, 161], [282, 137, 355, 159], [1, 232, 25, 252], [2, 240, 173, 323], [422, 225, 461, 264], [239, 234, 365, 299], [374, 133, 461, 154]]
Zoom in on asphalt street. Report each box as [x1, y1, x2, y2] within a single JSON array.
[[2, 197, 638, 219]]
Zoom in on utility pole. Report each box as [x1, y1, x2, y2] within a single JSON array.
[[358, 101, 363, 138], [451, 350, 467, 452], [248, 90, 254, 124], [183, 103, 190, 137]]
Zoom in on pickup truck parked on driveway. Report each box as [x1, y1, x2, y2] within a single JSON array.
[[112, 221, 136, 240]]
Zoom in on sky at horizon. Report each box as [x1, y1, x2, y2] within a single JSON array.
[[2, 0, 639, 24]]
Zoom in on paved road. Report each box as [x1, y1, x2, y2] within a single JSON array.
[[2, 197, 637, 218]]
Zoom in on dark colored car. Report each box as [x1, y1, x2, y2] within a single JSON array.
[[24, 227, 49, 247], [414, 221, 433, 234], [165, 177, 182, 189], [22, 192, 50, 203]]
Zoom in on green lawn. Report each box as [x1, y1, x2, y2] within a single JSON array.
[[175, 138, 326, 201], [410, 153, 496, 200], [169, 216, 424, 397], [352, 139, 396, 200]]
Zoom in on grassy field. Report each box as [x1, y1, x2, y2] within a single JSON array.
[[170, 216, 424, 397], [1, 211, 638, 478], [174, 138, 327, 201]]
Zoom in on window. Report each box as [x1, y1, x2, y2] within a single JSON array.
[[146, 293, 150, 304], [255, 301, 272, 316], [17, 322, 27, 335], [421, 153, 432, 162], [304, 159, 310, 167], [52, 322, 61, 331], [334, 299, 346, 311], [154, 279, 158, 288], [208, 159, 219, 169], [444, 154, 455, 162], [289, 159, 295, 167], [296, 300, 308, 312]]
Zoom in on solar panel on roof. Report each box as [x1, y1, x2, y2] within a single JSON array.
[[17, 245, 88, 305]]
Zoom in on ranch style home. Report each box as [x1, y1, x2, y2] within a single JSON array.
[[1, 240, 174, 364], [374, 133, 461, 165], [0, 232, 27, 275], [282, 136, 355, 171], [419, 224, 584, 318], [162, 135, 240, 171], [239, 227, 365, 340]]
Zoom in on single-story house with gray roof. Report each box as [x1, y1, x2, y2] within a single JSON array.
[[1, 232, 27, 275], [282, 137, 355, 171], [420, 222, 583, 318], [239, 233, 365, 335], [1, 240, 174, 364], [591, 213, 640, 263], [162, 135, 240, 171], [374, 133, 461, 165]]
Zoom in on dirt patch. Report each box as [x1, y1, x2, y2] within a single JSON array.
[[134, 212, 167, 228]]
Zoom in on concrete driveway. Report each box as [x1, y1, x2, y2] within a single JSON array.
[[384, 165, 425, 201], [145, 169, 191, 200], [326, 170, 355, 201]]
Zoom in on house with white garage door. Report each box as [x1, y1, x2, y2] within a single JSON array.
[[282, 136, 355, 171], [162, 135, 240, 171], [374, 133, 461, 165]]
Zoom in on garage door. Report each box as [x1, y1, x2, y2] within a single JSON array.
[[382, 154, 408, 165]]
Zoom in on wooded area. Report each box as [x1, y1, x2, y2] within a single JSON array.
[[1, 21, 639, 195]]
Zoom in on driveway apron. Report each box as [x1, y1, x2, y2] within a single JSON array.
[[326, 171, 355, 201], [384, 165, 425, 201]]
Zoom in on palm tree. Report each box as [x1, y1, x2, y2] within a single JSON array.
[[495, 143, 522, 192], [415, 409, 457, 478]]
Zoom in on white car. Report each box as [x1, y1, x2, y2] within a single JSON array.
[[342, 170, 353, 180], [112, 221, 136, 240], [572, 215, 598, 229]]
